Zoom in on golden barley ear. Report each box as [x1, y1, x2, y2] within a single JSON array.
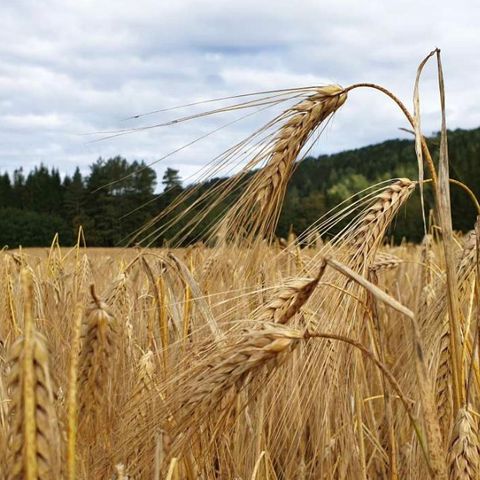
[[369, 252, 402, 273], [256, 260, 326, 325], [349, 178, 416, 270], [417, 233, 436, 325], [77, 284, 118, 430], [132, 350, 156, 417], [113, 463, 129, 480], [170, 325, 304, 453], [125, 350, 157, 435], [217, 85, 347, 243], [6, 270, 61, 480], [434, 231, 476, 438], [448, 408, 480, 480]]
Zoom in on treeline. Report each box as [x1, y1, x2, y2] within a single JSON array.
[[0, 157, 180, 247], [278, 127, 480, 242], [1, 127, 479, 247]]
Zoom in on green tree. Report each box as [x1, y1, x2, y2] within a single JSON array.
[[64, 167, 90, 238], [23, 164, 63, 215], [12, 168, 26, 208], [84, 157, 157, 246], [0, 173, 13, 207], [326, 173, 370, 206], [0, 207, 72, 248], [162, 168, 182, 191]]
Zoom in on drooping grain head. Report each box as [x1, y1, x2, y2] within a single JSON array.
[[256, 260, 326, 325], [77, 287, 117, 428], [6, 330, 60, 480], [169, 325, 304, 454], [369, 252, 402, 274], [349, 178, 415, 270], [218, 86, 347, 243], [448, 408, 480, 480]]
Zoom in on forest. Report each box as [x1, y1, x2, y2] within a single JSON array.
[[1, 126, 478, 247]]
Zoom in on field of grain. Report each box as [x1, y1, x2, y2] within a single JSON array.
[[0, 228, 477, 480], [1, 51, 479, 480]]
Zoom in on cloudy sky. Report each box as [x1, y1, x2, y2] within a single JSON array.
[[1, 0, 479, 183]]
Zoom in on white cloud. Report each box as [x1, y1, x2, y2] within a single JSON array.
[[0, 0, 479, 181]]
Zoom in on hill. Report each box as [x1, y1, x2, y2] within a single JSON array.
[[278, 127, 480, 241], [0, 127, 479, 246]]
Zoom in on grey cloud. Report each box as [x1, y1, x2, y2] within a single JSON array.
[[0, 0, 479, 181]]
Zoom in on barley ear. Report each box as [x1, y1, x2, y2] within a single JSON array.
[[218, 86, 347, 242], [7, 269, 60, 480], [448, 408, 480, 480], [77, 284, 117, 429], [257, 260, 326, 324], [350, 178, 415, 269]]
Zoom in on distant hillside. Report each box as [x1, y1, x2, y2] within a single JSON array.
[[0, 127, 479, 247], [277, 127, 480, 241]]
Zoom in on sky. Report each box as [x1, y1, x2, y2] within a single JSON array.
[[1, 0, 479, 183]]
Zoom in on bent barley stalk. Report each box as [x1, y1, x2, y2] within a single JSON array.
[[218, 85, 347, 242]]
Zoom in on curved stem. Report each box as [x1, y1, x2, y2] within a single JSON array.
[[422, 178, 480, 216], [343, 83, 414, 126], [449, 179, 480, 215], [344, 83, 438, 188]]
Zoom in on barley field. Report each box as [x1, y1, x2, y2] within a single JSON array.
[[1, 51, 479, 480]]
